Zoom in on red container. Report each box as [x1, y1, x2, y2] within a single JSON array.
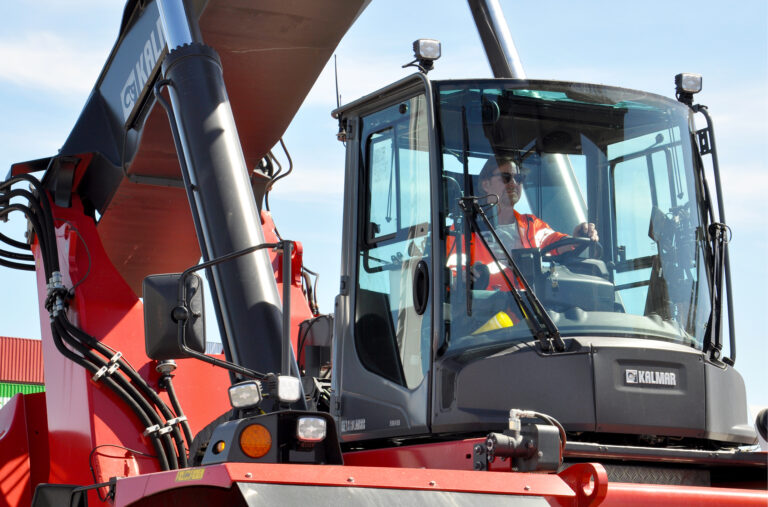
[[0, 336, 43, 384]]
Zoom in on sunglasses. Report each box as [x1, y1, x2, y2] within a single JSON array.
[[494, 172, 526, 184]]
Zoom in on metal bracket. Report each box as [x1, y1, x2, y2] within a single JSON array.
[[696, 127, 712, 155], [144, 415, 187, 437], [45, 271, 70, 317], [166, 415, 188, 427], [92, 352, 123, 381], [473, 442, 489, 470], [52, 156, 80, 208], [144, 424, 174, 437]]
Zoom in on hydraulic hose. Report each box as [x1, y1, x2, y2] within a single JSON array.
[[53, 317, 178, 469], [1, 175, 60, 265], [0, 204, 52, 277], [60, 317, 189, 467], [0, 231, 31, 250], [0, 258, 35, 270], [0, 248, 34, 261], [49, 318, 171, 470], [0, 174, 190, 470], [162, 374, 194, 454]]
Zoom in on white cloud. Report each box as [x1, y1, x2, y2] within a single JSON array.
[[0, 32, 106, 95]]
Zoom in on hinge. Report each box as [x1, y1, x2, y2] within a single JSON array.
[[339, 275, 350, 296]]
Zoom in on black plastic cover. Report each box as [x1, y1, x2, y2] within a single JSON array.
[[201, 411, 343, 466], [31, 484, 86, 507], [143, 272, 205, 360]]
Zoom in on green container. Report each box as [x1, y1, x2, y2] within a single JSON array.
[[0, 381, 45, 408]]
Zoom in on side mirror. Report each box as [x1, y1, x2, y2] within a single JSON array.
[[143, 273, 205, 360]]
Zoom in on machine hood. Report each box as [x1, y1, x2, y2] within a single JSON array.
[[433, 336, 756, 446]]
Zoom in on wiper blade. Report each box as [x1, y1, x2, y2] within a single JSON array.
[[703, 221, 729, 364], [458, 196, 565, 352]]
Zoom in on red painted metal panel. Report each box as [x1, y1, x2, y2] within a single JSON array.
[[262, 210, 317, 356], [23, 392, 50, 498], [602, 482, 768, 506], [0, 394, 33, 506], [0, 336, 44, 384], [30, 194, 234, 506], [112, 462, 588, 506], [112, 461, 768, 507], [344, 436, 508, 471]]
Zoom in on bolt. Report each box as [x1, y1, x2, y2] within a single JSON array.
[[524, 485, 531, 491], [347, 477, 355, 483], [245, 472, 252, 479], [428, 481, 436, 487]]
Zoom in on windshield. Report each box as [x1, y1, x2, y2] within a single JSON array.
[[437, 80, 711, 353]]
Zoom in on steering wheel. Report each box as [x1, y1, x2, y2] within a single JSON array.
[[540, 236, 603, 263]]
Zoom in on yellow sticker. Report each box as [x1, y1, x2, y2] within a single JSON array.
[[175, 469, 205, 482]]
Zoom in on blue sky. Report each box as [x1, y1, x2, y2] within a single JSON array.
[[0, 1, 765, 416]]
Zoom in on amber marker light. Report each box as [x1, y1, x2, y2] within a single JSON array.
[[240, 424, 272, 458]]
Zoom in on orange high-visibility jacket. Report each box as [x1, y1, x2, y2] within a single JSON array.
[[447, 210, 567, 290]]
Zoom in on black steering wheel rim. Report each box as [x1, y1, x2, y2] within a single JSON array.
[[541, 236, 603, 262]]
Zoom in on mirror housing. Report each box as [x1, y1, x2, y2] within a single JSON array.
[[143, 273, 206, 360]]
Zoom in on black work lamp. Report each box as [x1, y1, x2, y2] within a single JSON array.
[[403, 39, 441, 74], [675, 73, 702, 106]]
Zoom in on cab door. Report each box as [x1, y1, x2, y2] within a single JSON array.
[[333, 77, 436, 441]]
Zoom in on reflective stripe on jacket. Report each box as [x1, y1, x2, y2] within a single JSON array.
[[446, 211, 567, 290], [513, 210, 567, 250]]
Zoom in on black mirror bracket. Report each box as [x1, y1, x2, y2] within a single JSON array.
[[173, 240, 296, 381], [692, 104, 736, 366]]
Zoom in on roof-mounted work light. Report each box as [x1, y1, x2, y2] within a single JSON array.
[[675, 73, 702, 106], [228, 380, 263, 410], [403, 39, 441, 74]]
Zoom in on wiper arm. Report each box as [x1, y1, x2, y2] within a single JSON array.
[[703, 222, 729, 364], [458, 196, 565, 352]]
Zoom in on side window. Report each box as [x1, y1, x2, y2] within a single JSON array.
[[612, 155, 657, 314], [354, 95, 431, 388], [610, 126, 698, 318], [368, 130, 397, 241]]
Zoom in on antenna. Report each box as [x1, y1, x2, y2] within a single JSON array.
[[334, 54, 347, 143], [334, 54, 341, 109]]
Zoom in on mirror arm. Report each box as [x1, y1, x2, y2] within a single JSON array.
[[175, 242, 286, 380]]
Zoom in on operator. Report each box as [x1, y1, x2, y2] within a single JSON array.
[[477, 155, 598, 251], [446, 155, 599, 292], [446, 155, 601, 334]]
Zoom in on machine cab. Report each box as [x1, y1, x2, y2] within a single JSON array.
[[330, 74, 755, 448]]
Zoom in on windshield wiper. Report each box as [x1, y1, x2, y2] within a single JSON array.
[[458, 196, 565, 352], [703, 222, 728, 364]]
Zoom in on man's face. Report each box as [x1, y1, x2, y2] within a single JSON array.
[[481, 161, 524, 208]]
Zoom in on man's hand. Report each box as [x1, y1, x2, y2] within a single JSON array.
[[573, 222, 599, 241]]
